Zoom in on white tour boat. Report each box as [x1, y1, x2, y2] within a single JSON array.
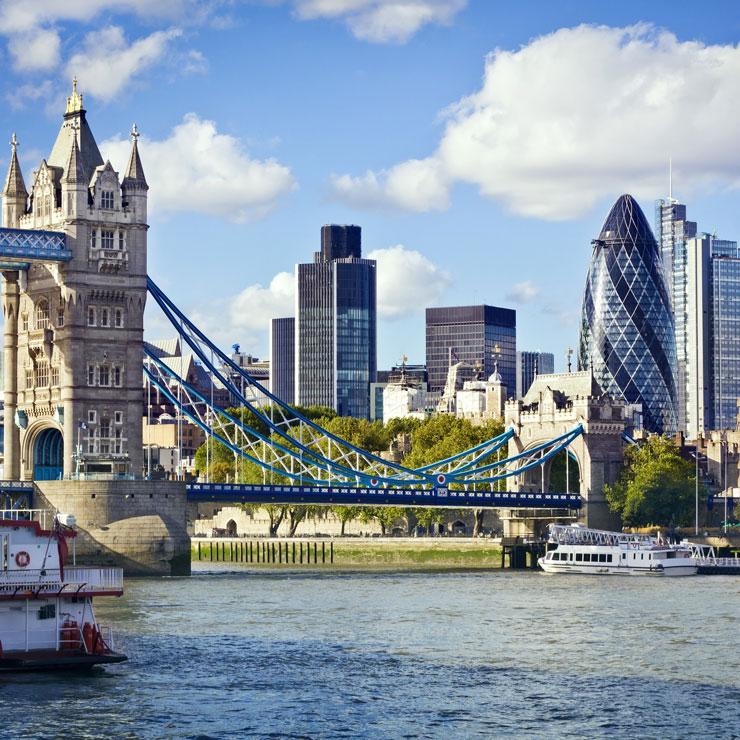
[[0, 510, 127, 671], [538, 524, 697, 576]]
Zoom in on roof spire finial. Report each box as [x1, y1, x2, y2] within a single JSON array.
[[10, 132, 18, 154], [130, 123, 140, 142], [65, 77, 84, 115]]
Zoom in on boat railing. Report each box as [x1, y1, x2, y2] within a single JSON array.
[[64, 567, 124, 592], [548, 524, 656, 547], [0, 567, 123, 593]]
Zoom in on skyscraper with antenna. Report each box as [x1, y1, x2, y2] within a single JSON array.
[[655, 162, 697, 433]]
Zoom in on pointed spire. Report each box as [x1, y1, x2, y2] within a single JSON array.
[[62, 122, 84, 183], [66, 77, 84, 115], [122, 122, 147, 189], [2, 132, 28, 197]]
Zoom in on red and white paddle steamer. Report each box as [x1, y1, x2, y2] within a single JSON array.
[[0, 510, 127, 671]]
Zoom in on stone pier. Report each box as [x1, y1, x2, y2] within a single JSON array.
[[34, 479, 190, 576]]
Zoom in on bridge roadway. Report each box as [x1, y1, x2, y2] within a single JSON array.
[[0, 480, 582, 510], [186, 482, 583, 509]]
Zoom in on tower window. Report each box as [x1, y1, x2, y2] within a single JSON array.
[[118, 232, 125, 250], [88, 410, 97, 424], [101, 191, 114, 209], [87, 306, 96, 326], [99, 365, 110, 386], [90, 230, 97, 249], [35, 300, 50, 329], [101, 231, 114, 249], [114, 308, 124, 328], [21, 313, 29, 332], [101, 308, 110, 327], [87, 364, 95, 386], [56, 307, 64, 327], [24, 366, 33, 389], [114, 411, 123, 424], [35, 361, 49, 386], [113, 365, 122, 387], [50, 365, 60, 386]]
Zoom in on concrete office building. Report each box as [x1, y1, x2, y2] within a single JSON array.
[[269, 317, 295, 405]]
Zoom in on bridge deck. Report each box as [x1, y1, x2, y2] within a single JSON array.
[[186, 482, 583, 509], [0, 227, 71, 265]]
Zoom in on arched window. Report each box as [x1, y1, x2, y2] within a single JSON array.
[[87, 306, 96, 326], [44, 194, 51, 218], [35, 300, 50, 329]]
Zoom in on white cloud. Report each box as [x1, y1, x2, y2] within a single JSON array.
[[229, 272, 296, 333], [101, 113, 296, 222], [506, 281, 539, 304], [367, 244, 451, 318], [0, 1, 193, 33], [331, 157, 449, 212], [66, 25, 182, 101], [291, 0, 466, 43], [332, 24, 740, 219], [8, 27, 60, 71]]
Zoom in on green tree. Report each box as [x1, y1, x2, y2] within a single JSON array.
[[332, 505, 363, 535], [604, 436, 699, 527]]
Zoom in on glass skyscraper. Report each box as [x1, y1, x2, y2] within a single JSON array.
[[684, 234, 740, 435], [655, 198, 697, 432], [425, 305, 516, 394], [516, 350, 555, 399], [295, 225, 376, 418], [579, 194, 678, 433]]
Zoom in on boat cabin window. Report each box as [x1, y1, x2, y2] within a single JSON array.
[[576, 553, 583, 562], [607, 554, 613, 563], [599, 554, 607, 563], [584, 553, 592, 562]]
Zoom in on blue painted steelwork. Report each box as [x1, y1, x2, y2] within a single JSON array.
[[186, 482, 583, 509], [148, 278, 515, 480], [0, 481, 34, 511], [0, 227, 71, 263]]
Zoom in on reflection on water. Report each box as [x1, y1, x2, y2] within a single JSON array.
[[1, 566, 738, 738]]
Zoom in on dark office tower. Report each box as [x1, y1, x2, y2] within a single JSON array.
[[516, 351, 555, 398], [425, 305, 516, 394], [296, 226, 376, 418], [579, 194, 678, 433], [320, 224, 362, 261], [269, 317, 295, 405]]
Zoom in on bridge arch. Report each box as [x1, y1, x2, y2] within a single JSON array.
[[23, 421, 64, 481]]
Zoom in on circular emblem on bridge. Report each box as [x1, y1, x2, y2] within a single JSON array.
[[436, 474, 446, 485], [370, 478, 379, 487], [15, 551, 30, 568]]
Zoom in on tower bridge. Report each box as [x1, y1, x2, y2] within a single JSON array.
[[0, 84, 627, 573]]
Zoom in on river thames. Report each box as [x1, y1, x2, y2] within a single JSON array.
[[2, 567, 738, 738]]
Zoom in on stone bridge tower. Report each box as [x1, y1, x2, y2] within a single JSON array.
[[1, 81, 148, 480], [504, 370, 627, 534]]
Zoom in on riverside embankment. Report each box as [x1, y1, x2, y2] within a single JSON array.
[[192, 536, 504, 569]]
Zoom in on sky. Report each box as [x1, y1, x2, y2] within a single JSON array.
[[2, 0, 740, 372]]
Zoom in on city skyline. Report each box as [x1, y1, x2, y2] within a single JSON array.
[[0, 3, 739, 371]]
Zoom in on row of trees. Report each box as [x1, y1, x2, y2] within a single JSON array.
[[194, 408, 506, 536]]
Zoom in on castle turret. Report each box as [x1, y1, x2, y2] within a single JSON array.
[[121, 124, 148, 224], [2, 134, 28, 227]]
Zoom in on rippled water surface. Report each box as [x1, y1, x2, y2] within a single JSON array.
[[2, 566, 739, 739]]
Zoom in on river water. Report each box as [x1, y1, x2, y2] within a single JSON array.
[[2, 566, 738, 739]]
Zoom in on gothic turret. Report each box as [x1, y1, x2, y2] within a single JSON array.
[[2, 134, 28, 227], [61, 128, 87, 217], [121, 124, 148, 223]]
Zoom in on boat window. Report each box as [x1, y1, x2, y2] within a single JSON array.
[[569, 553, 574, 561], [584, 553, 592, 562], [622, 553, 626, 559], [607, 554, 613, 563], [599, 554, 607, 563], [38, 604, 56, 620], [576, 553, 583, 562]]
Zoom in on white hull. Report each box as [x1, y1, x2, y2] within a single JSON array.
[[539, 559, 697, 576]]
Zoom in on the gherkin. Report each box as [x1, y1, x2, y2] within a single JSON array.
[[579, 194, 678, 433]]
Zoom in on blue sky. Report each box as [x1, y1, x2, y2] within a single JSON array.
[[2, 1, 740, 371]]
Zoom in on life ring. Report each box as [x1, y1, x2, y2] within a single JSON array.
[[15, 551, 30, 568]]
